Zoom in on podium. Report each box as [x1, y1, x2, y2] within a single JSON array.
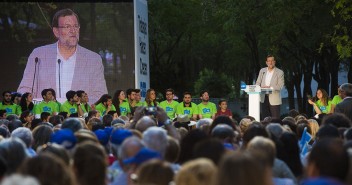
[[243, 85, 272, 121]]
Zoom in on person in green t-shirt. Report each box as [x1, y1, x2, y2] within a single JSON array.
[[308, 88, 332, 114], [0, 91, 21, 116], [95, 94, 116, 116], [135, 89, 144, 107], [331, 85, 343, 113], [60, 90, 84, 117], [198, 90, 217, 119], [77, 90, 91, 114], [49, 88, 61, 111], [112, 90, 131, 117], [34, 89, 59, 118], [126, 88, 139, 116], [176, 92, 198, 121], [159, 88, 179, 120], [143, 88, 158, 107]]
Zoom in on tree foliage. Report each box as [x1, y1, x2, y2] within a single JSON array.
[[194, 68, 233, 98]]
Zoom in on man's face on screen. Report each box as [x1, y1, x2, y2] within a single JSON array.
[[53, 15, 80, 49]]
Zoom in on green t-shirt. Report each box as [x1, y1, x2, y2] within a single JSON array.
[[34, 101, 59, 116], [143, 101, 158, 107], [159, 100, 179, 119], [119, 101, 131, 116], [80, 103, 91, 113], [135, 101, 144, 107], [316, 99, 332, 114], [331, 95, 342, 105], [0, 103, 21, 116], [176, 102, 199, 118], [60, 101, 79, 115], [95, 103, 116, 116], [198, 102, 217, 118]]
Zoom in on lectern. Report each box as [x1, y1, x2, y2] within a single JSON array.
[[243, 85, 272, 121]]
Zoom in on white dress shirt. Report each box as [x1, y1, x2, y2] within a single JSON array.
[[56, 43, 77, 99]]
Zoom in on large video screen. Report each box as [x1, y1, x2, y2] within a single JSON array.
[[0, 2, 135, 103]]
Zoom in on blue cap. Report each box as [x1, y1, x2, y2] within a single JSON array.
[[104, 127, 113, 137], [94, 129, 109, 145], [50, 129, 76, 149], [123, 148, 161, 165], [110, 129, 133, 145]]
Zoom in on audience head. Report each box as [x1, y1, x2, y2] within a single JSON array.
[[193, 138, 225, 164], [135, 116, 156, 133], [175, 158, 217, 185], [61, 118, 83, 133], [134, 159, 174, 185], [18, 153, 76, 185], [217, 151, 271, 185], [0, 137, 27, 175], [142, 126, 168, 157], [73, 141, 107, 185], [322, 113, 352, 128], [32, 125, 53, 151], [37, 143, 71, 166], [307, 138, 349, 181], [11, 127, 33, 148], [242, 122, 269, 148]]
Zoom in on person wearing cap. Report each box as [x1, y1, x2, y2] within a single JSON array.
[[112, 136, 144, 185], [108, 129, 133, 184], [176, 92, 199, 121], [198, 90, 217, 119], [159, 88, 179, 120], [50, 128, 77, 150]]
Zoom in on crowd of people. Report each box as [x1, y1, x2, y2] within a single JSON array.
[[0, 83, 351, 185], [3, 5, 351, 185]]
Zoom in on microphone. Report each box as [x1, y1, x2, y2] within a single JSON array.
[[58, 59, 61, 98], [260, 71, 266, 86], [31, 57, 39, 96]]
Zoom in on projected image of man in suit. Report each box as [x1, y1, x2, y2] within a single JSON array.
[[17, 8, 107, 104]]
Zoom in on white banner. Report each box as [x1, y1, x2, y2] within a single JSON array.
[[134, 0, 149, 100]]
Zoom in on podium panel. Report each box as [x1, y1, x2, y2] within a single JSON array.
[[243, 85, 272, 121]]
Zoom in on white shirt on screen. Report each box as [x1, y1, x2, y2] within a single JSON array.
[[56, 43, 77, 99]]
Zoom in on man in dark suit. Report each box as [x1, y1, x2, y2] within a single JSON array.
[[256, 55, 284, 120], [335, 83, 352, 121]]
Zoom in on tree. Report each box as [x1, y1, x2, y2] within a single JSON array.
[[194, 68, 233, 98]]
